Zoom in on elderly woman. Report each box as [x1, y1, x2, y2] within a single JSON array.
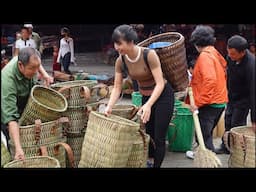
[[188, 25, 228, 153]]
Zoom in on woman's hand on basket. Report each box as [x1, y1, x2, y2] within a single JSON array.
[[14, 147, 25, 161], [138, 103, 151, 124], [104, 105, 112, 117]]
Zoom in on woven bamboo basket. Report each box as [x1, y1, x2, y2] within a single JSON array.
[[138, 32, 189, 92], [228, 126, 255, 168], [19, 85, 68, 126], [126, 131, 150, 168], [78, 111, 140, 168], [4, 156, 61, 168], [1, 142, 11, 167], [18, 118, 69, 147], [63, 102, 101, 134], [9, 138, 75, 168], [111, 104, 139, 120], [51, 80, 98, 107], [66, 132, 85, 168]]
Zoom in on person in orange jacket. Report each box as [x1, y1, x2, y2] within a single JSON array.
[[188, 25, 228, 152]]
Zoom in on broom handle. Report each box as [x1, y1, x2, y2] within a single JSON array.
[[188, 87, 206, 150]]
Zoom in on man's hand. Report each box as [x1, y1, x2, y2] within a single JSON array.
[[42, 74, 54, 87], [14, 147, 25, 160]]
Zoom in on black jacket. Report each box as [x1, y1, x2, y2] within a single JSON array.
[[227, 50, 255, 122]]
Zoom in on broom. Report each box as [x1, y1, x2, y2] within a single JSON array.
[[188, 87, 222, 168]]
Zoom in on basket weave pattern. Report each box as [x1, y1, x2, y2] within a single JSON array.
[[51, 80, 98, 107], [18, 118, 68, 147], [229, 126, 255, 168], [127, 132, 150, 167], [4, 156, 60, 168], [67, 133, 85, 168], [9, 138, 68, 168], [19, 85, 68, 126], [78, 111, 140, 168], [111, 104, 138, 120], [138, 32, 189, 92], [1, 142, 11, 167]]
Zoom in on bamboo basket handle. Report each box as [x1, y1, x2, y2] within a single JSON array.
[[39, 146, 48, 156], [80, 86, 91, 102], [92, 84, 110, 101], [57, 117, 70, 137], [57, 86, 71, 99], [129, 106, 139, 120], [34, 119, 42, 144], [188, 87, 206, 150], [223, 131, 231, 152], [54, 142, 75, 168]]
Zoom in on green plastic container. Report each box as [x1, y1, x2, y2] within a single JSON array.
[[132, 92, 142, 107], [168, 107, 194, 152]]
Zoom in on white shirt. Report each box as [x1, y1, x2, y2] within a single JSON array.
[[15, 38, 36, 49], [57, 37, 74, 63]]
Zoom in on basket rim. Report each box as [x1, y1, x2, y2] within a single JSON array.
[[137, 32, 184, 48], [51, 80, 98, 88], [90, 111, 139, 127], [230, 126, 255, 139], [112, 104, 137, 110], [3, 156, 60, 168], [31, 85, 68, 112], [19, 117, 67, 128]]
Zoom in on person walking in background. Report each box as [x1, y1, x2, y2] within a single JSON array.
[[24, 24, 44, 54], [216, 35, 256, 154], [188, 25, 228, 153], [57, 27, 75, 74], [104, 25, 174, 168], [52, 45, 61, 72], [14, 27, 36, 56]]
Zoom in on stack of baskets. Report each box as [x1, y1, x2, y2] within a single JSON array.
[[10, 85, 75, 168], [78, 111, 149, 168], [138, 32, 189, 94], [51, 80, 108, 167], [228, 126, 255, 168]]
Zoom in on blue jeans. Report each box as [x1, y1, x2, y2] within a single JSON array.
[[61, 52, 71, 74]]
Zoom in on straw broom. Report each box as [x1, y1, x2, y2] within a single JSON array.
[[188, 87, 222, 168]]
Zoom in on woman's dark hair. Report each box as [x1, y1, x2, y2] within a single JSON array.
[[190, 25, 216, 47], [112, 24, 138, 43], [227, 35, 248, 52], [61, 27, 70, 35]]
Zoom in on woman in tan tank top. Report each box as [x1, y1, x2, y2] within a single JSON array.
[[105, 25, 174, 168]]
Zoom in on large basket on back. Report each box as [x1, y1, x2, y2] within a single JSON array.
[[19, 85, 68, 126], [111, 104, 139, 120], [138, 32, 189, 92], [4, 156, 60, 168], [228, 126, 255, 168], [1, 142, 11, 167], [51, 80, 98, 106], [78, 111, 140, 168]]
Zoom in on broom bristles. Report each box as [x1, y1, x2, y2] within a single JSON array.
[[193, 147, 222, 168]]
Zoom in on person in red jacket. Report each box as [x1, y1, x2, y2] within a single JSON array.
[[189, 25, 228, 152], [52, 45, 61, 72]]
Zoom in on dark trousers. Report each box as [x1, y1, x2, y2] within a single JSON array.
[[221, 103, 249, 149], [61, 52, 71, 74], [1, 123, 10, 151], [142, 83, 174, 168], [198, 106, 225, 151]]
